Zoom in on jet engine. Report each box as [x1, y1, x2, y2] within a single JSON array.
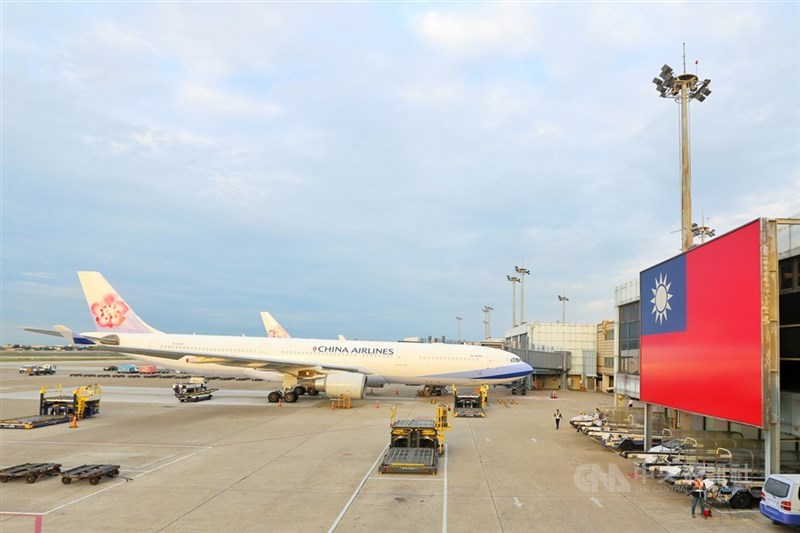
[[313, 372, 367, 399]]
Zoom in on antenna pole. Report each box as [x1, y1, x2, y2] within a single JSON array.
[[682, 42, 686, 73]]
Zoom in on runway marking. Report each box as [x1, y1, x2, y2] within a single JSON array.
[[442, 443, 448, 533], [327, 444, 388, 533], [590, 497, 604, 508], [3, 440, 206, 449], [328, 443, 450, 533]]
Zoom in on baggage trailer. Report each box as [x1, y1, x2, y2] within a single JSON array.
[[61, 464, 120, 485], [0, 463, 62, 483]]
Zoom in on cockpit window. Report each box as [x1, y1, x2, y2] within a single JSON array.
[[511, 356, 520, 363]]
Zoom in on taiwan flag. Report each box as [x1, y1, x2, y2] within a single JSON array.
[[639, 219, 764, 428]]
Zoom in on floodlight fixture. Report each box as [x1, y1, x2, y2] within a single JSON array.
[[652, 50, 712, 252], [558, 293, 569, 324]]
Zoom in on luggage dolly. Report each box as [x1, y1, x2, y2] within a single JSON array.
[[0, 463, 62, 484], [61, 464, 120, 485]]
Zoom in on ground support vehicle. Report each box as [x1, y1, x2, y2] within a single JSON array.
[[0, 463, 62, 483], [452, 385, 487, 418], [18, 365, 56, 376], [416, 385, 448, 397], [380, 405, 449, 474], [0, 414, 71, 429], [508, 379, 527, 395], [39, 385, 101, 419], [173, 377, 218, 402], [706, 480, 761, 509], [61, 464, 120, 485], [672, 477, 761, 510], [176, 388, 218, 402], [1, 386, 100, 429], [605, 432, 666, 452]]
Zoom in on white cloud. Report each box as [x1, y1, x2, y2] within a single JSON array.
[[412, 5, 541, 57], [177, 82, 282, 118]]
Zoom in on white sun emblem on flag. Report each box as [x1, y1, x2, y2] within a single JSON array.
[[650, 273, 673, 324]]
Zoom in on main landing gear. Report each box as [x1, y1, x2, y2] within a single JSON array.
[[267, 385, 320, 403]]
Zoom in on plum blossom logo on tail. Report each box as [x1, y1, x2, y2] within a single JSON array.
[[91, 294, 130, 329]]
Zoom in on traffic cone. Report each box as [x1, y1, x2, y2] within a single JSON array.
[[331, 400, 335, 410], [375, 400, 380, 408], [278, 398, 283, 407], [69, 415, 78, 429]]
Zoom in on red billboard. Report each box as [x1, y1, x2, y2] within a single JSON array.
[[640, 219, 764, 427]]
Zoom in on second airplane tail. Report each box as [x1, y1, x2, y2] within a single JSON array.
[[77, 271, 162, 334]]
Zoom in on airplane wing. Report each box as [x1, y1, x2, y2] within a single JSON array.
[[24, 327, 64, 338], [84, 343, 376, 377], [24, 326, 97, 345]]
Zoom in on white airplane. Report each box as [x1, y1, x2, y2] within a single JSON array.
[[27, 272, 533, 403]]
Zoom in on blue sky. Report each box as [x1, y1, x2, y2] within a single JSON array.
[[2, 2, 799, 345]]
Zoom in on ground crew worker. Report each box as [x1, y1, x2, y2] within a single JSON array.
[[691, 475, 706, 518], [554, 409, 562, 429]]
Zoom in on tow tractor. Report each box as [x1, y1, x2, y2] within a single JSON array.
[[18, 364, 56, 376]]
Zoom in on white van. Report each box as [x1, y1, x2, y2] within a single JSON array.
[[760, 474, 800, 526]]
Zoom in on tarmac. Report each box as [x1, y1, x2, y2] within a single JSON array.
[[0, 361, 776, 532]]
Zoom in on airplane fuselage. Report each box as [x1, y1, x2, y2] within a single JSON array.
[[99, 333, 532, 387]]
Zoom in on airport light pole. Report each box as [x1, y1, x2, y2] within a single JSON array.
[[515, 266, 530, 324], [482, 305, 493, 339], [507, 275, 520, 328], [652, 52, 711, 253], [558, 293, 569, 324], [456, 316, 463, 343]]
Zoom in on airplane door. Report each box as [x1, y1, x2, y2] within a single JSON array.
[[395, 347, 407, 366]]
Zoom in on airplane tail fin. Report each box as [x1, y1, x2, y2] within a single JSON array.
[[260, 311, 290, 338], [77, 272, 162, 334]]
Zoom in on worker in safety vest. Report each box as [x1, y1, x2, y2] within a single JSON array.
[[690, 475, 706, 518]]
